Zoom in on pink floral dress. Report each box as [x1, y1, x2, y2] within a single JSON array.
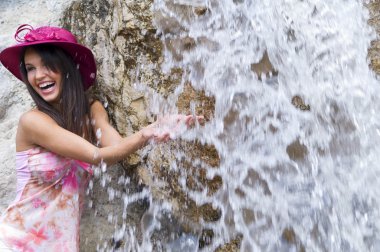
[[0, 147, 92, 251]]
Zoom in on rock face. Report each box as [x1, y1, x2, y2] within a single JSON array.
[[367, 1, 380, 74], [0, 83, 32, 213], [62, 0, 163, 137], [61, 1, 165, 250], [61, 0, 221, 250]]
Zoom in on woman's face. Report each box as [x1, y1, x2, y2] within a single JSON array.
[[24, 48, 63, 105]]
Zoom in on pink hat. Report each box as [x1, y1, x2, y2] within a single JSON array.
[[0, 24, 97, 90]]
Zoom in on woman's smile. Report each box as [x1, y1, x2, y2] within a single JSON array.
[[38, 81, 56, 94]]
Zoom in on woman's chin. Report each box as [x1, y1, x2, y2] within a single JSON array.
[[37, 88, 61, 105], [39, 93, 60, 105]]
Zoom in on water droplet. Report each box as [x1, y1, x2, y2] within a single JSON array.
[[101, 162, 107, 172], [93, 148, 99, 160], [118, 176, 125, 184], [96, 128, 102, 140], [94, 167, 101, 178], [107, 213, 113, 223], [108, 187, 115, 201]]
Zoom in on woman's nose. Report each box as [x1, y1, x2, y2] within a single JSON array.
[[35, 66, 48, 80]]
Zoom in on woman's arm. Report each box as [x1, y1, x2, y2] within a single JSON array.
[[17, 105, 200, 166], [90, 100, 123, 147], [17, 109, 149, 165], [89, 101, 201, 147]]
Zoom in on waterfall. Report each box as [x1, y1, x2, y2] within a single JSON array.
[[131, 0, 380, 251]]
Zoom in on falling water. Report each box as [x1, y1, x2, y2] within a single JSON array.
[[120, 0, 380, 251]]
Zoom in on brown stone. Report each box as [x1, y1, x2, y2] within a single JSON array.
[[367, 2, 380, 74], [251, 50, 278, 80], [194, 7, 208, 16], [291, 95, 310, 111]]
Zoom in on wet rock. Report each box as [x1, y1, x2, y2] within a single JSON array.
[[215, 235, 242, 252], [251, 50, 278, 80], [291, 95, 310, 111], [62, 0, 221, 250], [281, 227, 306, 252], [194, 7, 208, 16], [367, 2, 380, 74], [177, 83, 215, 122], [287, 138, 308, 162], [62, 0, 168, 250]]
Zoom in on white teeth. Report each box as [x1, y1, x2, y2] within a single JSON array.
[[39, 82, 54, 88]]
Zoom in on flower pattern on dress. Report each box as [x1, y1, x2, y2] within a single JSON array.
[[0, 147, 91, 252], [31, 198, 47, 209]]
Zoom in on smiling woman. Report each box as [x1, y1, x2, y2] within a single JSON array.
[[19, 44, 94, 143], [0, 24, 201, 251]]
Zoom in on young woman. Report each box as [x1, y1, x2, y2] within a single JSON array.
[[0, 24, 199, 251]]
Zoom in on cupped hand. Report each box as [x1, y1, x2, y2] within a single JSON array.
[[141, 114, 204, 144]]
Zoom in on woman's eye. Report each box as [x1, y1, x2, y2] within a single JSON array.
[[26, 66, 35, 72]]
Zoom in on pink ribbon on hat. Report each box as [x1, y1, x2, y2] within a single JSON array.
[[14, 24, 61, 43]]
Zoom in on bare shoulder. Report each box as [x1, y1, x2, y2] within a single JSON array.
[[89, 100, 122, 146], [91, 100, 106, 113], [17, 109, 56, 151], [90, 100, 109, 121], [18, 109, 55, 129]]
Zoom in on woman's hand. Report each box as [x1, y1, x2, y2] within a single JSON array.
[[141, 114, 204, 144]]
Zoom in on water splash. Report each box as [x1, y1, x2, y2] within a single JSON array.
[[126, 0, 380, 251]]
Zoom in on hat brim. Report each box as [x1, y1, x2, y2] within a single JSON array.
[[0, 40, 97, 90]]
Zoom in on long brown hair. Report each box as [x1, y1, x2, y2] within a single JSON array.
[[20, 44, 94, 143]]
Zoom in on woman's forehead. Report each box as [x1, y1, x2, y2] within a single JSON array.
[[24, 48, 42, 64]]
